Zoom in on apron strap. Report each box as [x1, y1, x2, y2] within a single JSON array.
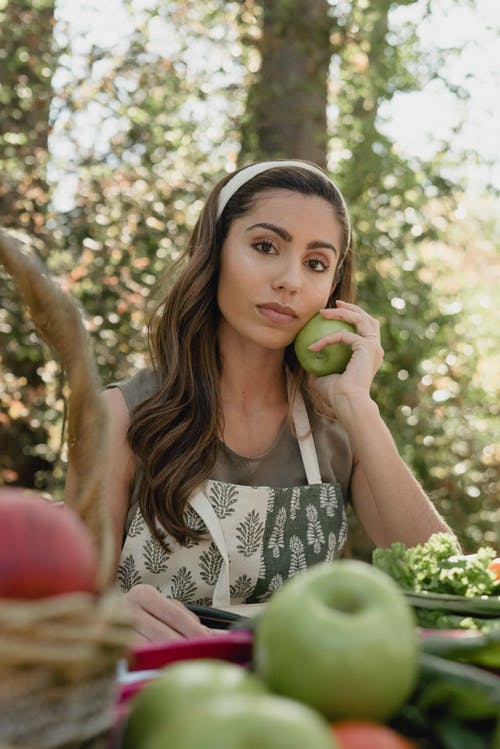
[[292, 390, 322, 485], [190, 386, 323, 609], [189, 489, 231, 609]]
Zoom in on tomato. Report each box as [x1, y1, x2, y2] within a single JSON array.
[[487, 558, 500, 581], [331, 720, 417, 749]]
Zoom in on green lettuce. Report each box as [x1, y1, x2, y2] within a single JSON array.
[[372, 533, 499, 598]]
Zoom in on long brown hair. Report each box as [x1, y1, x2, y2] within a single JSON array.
[[128, 163, 355, 547]]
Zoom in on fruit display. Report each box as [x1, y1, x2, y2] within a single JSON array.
[[121, 558, 500, 749], [294, 313, 355, 375]]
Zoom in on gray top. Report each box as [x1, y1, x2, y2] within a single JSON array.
[[108, 368, 353, 503]]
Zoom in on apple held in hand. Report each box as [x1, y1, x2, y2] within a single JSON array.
[[0, 487, 99, 598], [294, 313, 355, 376], [143, 692, 338, 749], [254, 560, 419, 722], [123, 658, 267, 749]]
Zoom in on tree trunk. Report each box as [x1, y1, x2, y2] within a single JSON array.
[[240, 0, 331, 166]]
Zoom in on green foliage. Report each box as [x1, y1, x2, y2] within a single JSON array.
[[0, 0, 61, 491], [0, 0, 54, 231], [1, 0, 497, 560], [48, 0, 248, 386], [325, 0, 499, 557]]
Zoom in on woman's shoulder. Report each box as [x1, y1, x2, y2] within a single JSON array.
[[106, 368, 161, 414]]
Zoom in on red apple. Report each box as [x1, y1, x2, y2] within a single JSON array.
[[331, 720, 417, 749], [0, 487, 99, 598]]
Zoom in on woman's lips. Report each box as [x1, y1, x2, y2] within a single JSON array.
[[257, 303, 297, 323]]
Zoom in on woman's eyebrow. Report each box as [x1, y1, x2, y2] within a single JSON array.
[[245, 222, 338, 255]]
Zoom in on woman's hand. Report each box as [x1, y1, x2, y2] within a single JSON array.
[[308, 300, 383, 407], [125, 583, 211, 643]]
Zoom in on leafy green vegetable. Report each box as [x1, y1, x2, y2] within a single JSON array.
[[372, 533, 499, 598]]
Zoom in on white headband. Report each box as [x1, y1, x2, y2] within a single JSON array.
[[216, 159, 351, 249]]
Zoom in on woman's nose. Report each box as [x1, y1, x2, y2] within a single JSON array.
[[271, 259, 301, 293]]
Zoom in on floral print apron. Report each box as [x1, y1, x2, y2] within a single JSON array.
[[117, 392, 348, 610]]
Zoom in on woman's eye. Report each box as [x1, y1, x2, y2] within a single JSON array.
[[307, 258, 328, 272], [255, 239, 277, 254]]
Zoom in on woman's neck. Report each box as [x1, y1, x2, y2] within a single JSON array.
[[218, 335, 288, 411], [216, 326, 290, 456], [219, 355, 289, 457], [220, 356, 288, 410]]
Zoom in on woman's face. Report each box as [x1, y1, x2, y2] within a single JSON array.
[[217, 189, 344, 352]]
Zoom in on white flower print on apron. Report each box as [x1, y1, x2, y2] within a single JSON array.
[[117, 391, 348, 613]]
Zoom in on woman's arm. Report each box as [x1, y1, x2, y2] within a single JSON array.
[[341, 396, 452, 547], [95, 387, 135, 570], [66, 386, 210, 642]]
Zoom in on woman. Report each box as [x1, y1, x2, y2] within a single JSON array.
[[87, 159, 452, 642]]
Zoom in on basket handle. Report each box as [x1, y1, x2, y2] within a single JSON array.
[[0, 228, 114, 590]]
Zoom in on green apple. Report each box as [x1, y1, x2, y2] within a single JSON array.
[[294, 313, 355, 376], [254, 560, 419, 722], [143, 692, 338, 749], [123, 658, 266, 749]]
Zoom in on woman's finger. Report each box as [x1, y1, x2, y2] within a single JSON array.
[[125, 583, 211, 641], [133, 609, 185, 643], [320, 305, 380, 339], [308, 329, 381, 352], [162, 598, 213, 638]]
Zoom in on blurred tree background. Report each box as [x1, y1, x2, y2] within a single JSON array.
[[1, 0, 498, 558]]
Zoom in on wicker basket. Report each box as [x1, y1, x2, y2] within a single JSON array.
[[0, 230, 134, 748]]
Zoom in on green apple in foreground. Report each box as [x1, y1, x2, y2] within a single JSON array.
[[254, 560, 419, 722], [123, 659, 266, 749], [294, 313, 355, 376], [143, 693, 338, 749]]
